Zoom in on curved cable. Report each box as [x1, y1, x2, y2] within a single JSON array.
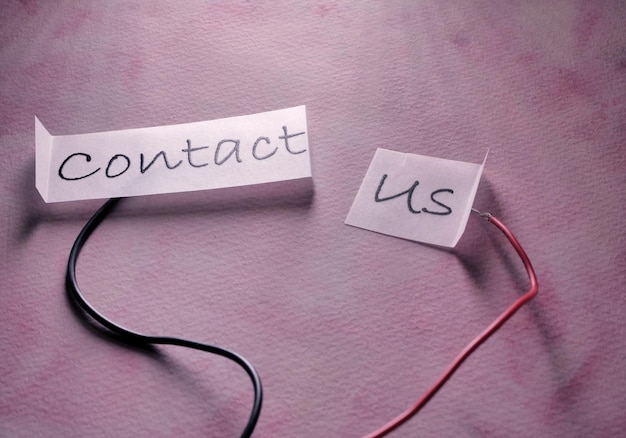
[[363, 211, 539, 438], [66, 198, 263, 438]]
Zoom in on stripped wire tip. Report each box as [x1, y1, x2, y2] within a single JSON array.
[[471, 207, 492, 220]]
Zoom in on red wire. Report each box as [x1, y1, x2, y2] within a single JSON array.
[[362, 214, 539, 438]]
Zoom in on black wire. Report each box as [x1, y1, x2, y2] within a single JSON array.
[[66, 197, 263, 438]]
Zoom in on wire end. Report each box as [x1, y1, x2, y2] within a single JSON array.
[[471, 208, 492, 221]]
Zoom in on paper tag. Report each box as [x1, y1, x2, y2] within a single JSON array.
[[345, 148, 486, 247], [36, 106, 311, 203]]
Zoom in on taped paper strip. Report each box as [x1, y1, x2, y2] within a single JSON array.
[[345, 148, 487, 248], [36, 106, 311, 203]]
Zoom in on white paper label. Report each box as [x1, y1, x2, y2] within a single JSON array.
[[35, 106, 311, 203], [345, 148, 486, 248]]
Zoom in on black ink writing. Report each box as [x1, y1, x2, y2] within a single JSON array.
[[141, 150, 183, 173], [182, 140, 209, 168], [422, 189, 454, 215], [375, 174, 454, 216], [214, 139, 242, 165], [279, 125, 307, 154], [58, 153, 101, 181], [57, 124, 306, 182], [375, 174, 421, 213], [252, 136, 276, 160], [105, 154, 131, 178]]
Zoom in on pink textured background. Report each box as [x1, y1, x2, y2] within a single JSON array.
[[1, 1, 625, 437]]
